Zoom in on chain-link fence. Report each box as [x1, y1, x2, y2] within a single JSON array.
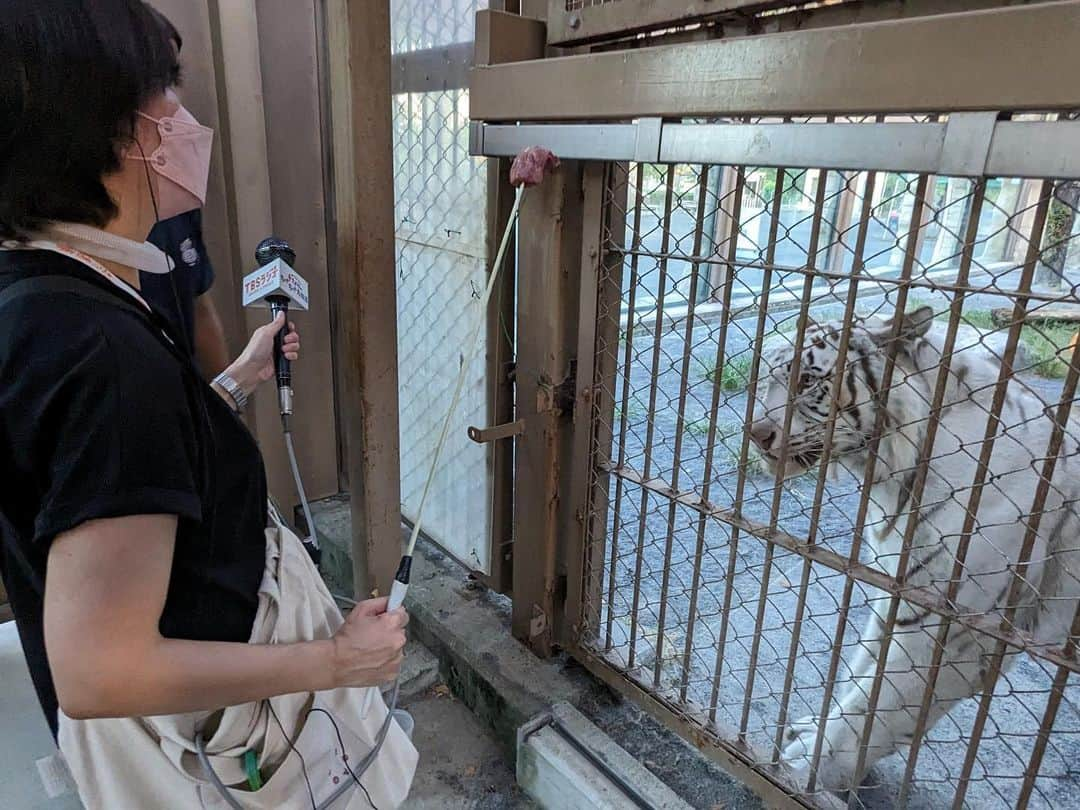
[[575, 115, 1080, 808], [391, 0, 495, 572]]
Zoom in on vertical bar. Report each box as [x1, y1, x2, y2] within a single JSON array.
[[677, 165, 728, 705], [952, 279, 1080, 810], [896, 184, 1054, 807], [709, 166, 781, 723], [708, 166, 739, 299], [806, 173, 931, 793], [849, 181, 987, 800], [564, 161, 627, 647], [1016, 598, 1080, 808], [259, 0, 342, 498], [655, 165, 711, 691], [771, 170, 879, 761], [606, 165, 646, 653], [484, 155, 518, 593], [512, 159, 585, 657], [314, 0, 350, 492], [826, 171, 859, 274], [628, 165, 676, 671], [324, 0, 403, 598], [739, 169, 832, 741], [475, 8, 548, 595]]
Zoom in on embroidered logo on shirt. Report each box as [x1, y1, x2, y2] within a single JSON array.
[[180, 237, 199, 267]]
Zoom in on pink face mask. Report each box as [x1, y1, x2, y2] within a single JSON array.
[[127, 105, 214, 220]]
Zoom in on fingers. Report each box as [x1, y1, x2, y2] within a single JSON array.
[[382, 608, 409, 630], [354, 596, 389, 617], [282, 326, 300, 361]]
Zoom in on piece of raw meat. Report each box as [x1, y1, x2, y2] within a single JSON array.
[[510, 147, 560, 188]]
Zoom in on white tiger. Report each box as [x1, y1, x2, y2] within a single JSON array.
[[748, 305, 1080, 792]]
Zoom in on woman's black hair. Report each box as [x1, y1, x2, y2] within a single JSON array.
[[0, 0, 182, 239]]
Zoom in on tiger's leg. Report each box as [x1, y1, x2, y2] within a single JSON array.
[[782, 605, 993, 792]]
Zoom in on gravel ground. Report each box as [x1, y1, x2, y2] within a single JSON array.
[[590, 281, 1080, 810]]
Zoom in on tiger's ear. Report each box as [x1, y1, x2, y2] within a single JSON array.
[[870, 305, 935, 345], [899, 305, 934, 339]]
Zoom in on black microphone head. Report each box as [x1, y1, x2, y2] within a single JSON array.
[[255, 236, 295, 268]]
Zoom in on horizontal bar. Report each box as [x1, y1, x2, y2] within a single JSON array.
[[472, 118, 1080, 179], [391, 40, 472, 94], [472, 122, 639, 162], [610, 251, 1080, 310], [987, 119, 1080, 178], [567, 643, 823, 810], [471, 3, 1080, 120], [600, 460, 1080, 675], [661, 122, 948, 174], [467, 419, 525, 443]]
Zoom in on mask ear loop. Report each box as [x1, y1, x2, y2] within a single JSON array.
[[134, 134, 193, 352]]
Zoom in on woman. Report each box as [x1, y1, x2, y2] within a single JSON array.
[[0, 2, 415, 806]]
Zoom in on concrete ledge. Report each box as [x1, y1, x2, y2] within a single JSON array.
[[403, 540, 589, 761], [519, 703, 693, 810], [307, 496, 761, 809]]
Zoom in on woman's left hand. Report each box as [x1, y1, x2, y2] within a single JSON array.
[[228, 312, 301, 394]]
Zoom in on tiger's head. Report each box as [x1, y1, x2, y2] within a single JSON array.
[[748, 306, 936, 478]]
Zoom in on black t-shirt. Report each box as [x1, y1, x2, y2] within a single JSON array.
[[142, 210, 215, 357], [0, 249, 267, 738]]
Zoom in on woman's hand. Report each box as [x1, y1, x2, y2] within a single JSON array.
[[45, 515, 404, 719], [330, 597, 409, 688], [220, 313, 301, 400]]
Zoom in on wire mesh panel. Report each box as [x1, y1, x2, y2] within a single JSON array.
[[575, 120, 1080, 808], [391, 0, 493, 572]]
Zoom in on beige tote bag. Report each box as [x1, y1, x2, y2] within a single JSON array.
[[58, 511, 418, 809]]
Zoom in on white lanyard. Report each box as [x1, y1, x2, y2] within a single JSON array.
[[1, 238, 152, 312]]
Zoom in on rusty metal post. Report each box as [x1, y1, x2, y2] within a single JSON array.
[[513, 160, 585, 656], [324, 0, 402, 599], [562, 162, 627, 648]]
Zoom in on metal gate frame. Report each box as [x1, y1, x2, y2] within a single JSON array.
[[473, 3, 1080, 806]]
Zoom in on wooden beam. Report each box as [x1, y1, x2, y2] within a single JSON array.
[[476, 9, 547, 67], [325, 0, 402, 599], [477, 9, 548, 595], [257, 0, 340, 502], [546, 0, 793, 46], [513, 160, 584, 656], [207, 0, 306, 510], [472, 2, 1080, 121]]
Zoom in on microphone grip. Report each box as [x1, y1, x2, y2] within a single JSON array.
[[268, 298, 291, 389]]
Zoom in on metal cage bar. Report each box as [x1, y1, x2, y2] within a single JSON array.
[[531, 101, 1080, 810], [708, 164, 778, 724], [772, 168, 881, 762]]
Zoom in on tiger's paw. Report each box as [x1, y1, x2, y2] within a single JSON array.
[[781, 714, 862, 793]]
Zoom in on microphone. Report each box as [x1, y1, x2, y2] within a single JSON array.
[[243, 237, 320, 566], [243, 237, 310, 423]]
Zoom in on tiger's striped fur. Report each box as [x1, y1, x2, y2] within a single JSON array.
[[750, 306, 1080, 791]]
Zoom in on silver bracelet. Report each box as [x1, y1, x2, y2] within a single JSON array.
[[213, 371, 248, 413]]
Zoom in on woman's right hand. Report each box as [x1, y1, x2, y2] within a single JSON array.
[[330, 597, 409, 688]]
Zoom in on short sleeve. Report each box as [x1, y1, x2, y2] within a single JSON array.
[[20, 317, 203, 545]]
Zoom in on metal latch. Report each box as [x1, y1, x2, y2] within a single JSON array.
[[467, 419, 525, 444]]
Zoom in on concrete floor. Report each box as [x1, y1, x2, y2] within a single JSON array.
[[0, 621, 530, 809]]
